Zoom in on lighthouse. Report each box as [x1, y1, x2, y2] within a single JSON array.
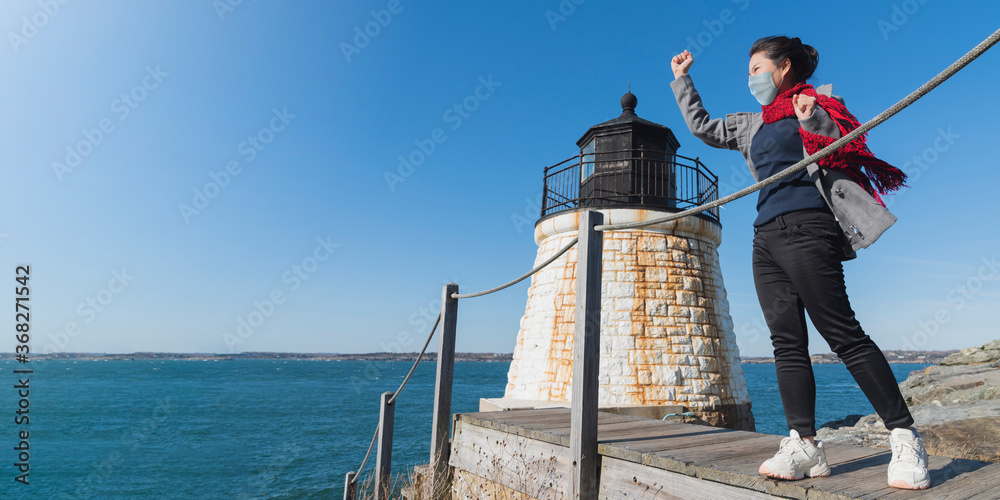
[[494, 91, 755, 431]]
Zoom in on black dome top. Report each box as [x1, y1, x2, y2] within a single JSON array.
[[620, 92, 637, 115]]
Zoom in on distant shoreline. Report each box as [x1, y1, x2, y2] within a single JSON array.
[[0, 349, 958, 363], [0, 352, 514, 362]]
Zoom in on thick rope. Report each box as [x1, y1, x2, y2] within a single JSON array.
[[351, 427, 378, 484], [595, 27, 1000, 232], [350, 311, 442, 483], [388, 312, 441, 405], [452, 236, 579, 299]]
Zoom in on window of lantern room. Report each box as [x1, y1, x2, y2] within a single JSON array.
[[580, 139, 595, 182]]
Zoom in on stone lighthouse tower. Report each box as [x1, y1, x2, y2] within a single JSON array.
[[499, 92, 754, 431]]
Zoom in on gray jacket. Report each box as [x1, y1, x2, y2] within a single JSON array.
[[670, 73, 898, 261]]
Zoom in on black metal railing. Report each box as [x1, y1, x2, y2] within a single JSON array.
[[540, 149, 720, 223]]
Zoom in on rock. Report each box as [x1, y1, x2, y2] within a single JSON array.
[[817, 339, 1000, 463], [939, 338, 1000, 365], [816, 414, 890, 448], [898, 361, 1000, 406]]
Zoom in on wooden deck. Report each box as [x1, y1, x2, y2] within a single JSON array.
[[448, 408, 1000, 499]]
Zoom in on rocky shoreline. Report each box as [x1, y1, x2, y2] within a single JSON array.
[[816, 339, 1000, 463], [741, 349, 958, 364]]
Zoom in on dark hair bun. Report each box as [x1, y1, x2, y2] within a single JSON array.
[[803, 44, 819, 72]]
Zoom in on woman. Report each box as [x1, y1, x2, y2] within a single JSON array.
[[669, 36, 931, 490]]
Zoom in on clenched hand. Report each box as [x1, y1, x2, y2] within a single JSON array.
[[792, 93, 816, 119], [671, 50, 693, 80]]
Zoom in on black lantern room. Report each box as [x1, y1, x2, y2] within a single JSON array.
[[577, 91, 679, 208], [539, 91, 720, 224]]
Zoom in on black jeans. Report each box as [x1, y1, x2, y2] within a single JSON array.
[[752, 208, 914, 437]]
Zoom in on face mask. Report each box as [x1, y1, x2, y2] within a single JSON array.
[[748, 68, 784, 105]]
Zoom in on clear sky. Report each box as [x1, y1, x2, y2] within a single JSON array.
[[2, 1, 998, 357]]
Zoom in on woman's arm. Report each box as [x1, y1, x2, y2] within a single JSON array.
[[669, 50, 739, 151], [793, 93, 842, 139], [670, 73, 740, 151]]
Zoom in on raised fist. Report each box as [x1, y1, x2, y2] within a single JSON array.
[[671, 50, 693, 80], [792, 93, 816, 119]]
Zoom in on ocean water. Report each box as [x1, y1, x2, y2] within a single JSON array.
[[0, 359, 929, 499]]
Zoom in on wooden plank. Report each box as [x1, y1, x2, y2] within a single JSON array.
[[570, 210, 603, 500], [594, 423, 743, 468], [477, 412, 634, 448], [541, 417, 676, 438], [677, 440, 884, 500], [855, 456, 1000, 500], [464, 407, 574, 422], [652, 434, 783, 467], [430, 282, 458, 500], [449, 418, 573, 499], [456, 415, 575, 448], [620, 427, 760, 455], [598, 455, 779, 500], [595, 419, 688, 441], [599, 423, 696, 445], [456, 409, 621, 446], [374, 391, 394, 500], [549, 416, 682, 439], [464, 408, 649, 431]]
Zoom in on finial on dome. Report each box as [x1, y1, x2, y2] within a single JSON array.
[[621, 86, 637, 115]]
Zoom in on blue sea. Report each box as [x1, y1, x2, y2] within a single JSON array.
[[0, 359, 929, 499]]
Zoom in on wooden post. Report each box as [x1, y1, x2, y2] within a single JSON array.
[[570, 210, 603, 499], [430, 283, 458, 499], [375, 391, 395, 500], [343, 471, 357, 500]]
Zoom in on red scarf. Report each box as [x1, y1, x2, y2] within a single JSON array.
[[761, 82, 907, 207]]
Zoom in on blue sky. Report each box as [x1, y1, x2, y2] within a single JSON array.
[[2, 1, 998, 357]]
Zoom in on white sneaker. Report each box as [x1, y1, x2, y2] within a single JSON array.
[[887, 427, 931, 489], [759, 429, 831, 480]]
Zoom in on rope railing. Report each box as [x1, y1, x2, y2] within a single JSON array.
[[452, 236, 579, 299], [347, 312, 442, 488], [388, 312, 442, 405], [343, 27, 1000, 499]]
